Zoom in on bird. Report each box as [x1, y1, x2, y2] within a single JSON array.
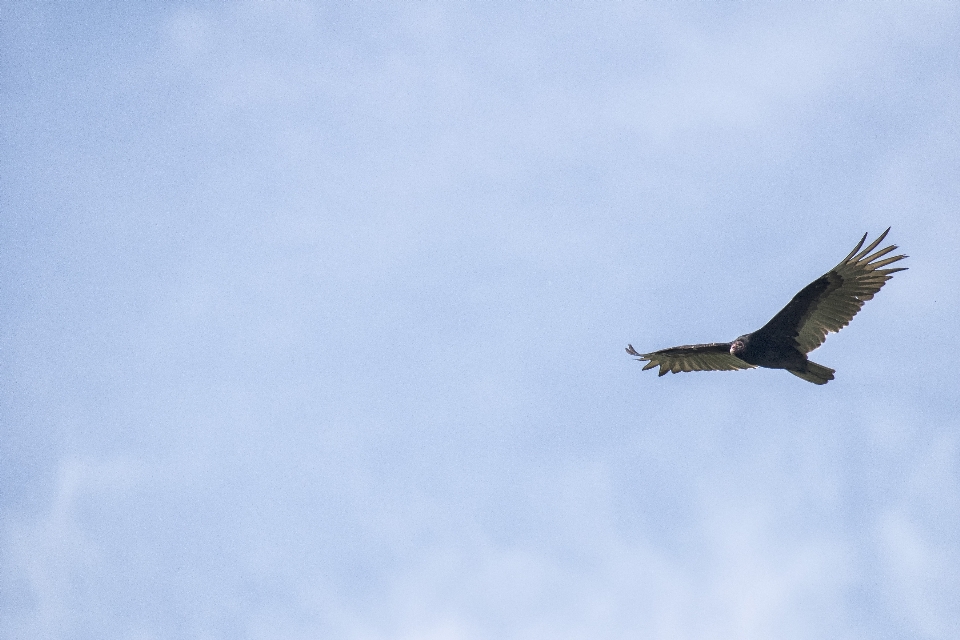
[[626, 228, 907, 385]]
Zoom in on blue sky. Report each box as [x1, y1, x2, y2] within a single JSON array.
[[2, 3, 959, 639]]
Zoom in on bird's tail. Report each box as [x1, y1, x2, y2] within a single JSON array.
[[788, 360, 835, 385]]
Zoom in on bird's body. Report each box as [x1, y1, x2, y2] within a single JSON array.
[[731, 332, 806, 370], [626, 228, 906, 385]]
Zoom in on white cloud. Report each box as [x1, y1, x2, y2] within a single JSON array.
[[4, 457, 150, 639]]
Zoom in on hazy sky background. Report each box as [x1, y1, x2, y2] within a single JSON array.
[[2, 3, 959, 639]]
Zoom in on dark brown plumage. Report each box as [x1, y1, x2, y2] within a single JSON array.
[[626, 228, 907, 384]]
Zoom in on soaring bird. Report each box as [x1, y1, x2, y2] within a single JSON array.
[[626, 228, 907, 384]]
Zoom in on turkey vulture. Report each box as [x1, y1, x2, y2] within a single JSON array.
[[626, 228, 907, 384]]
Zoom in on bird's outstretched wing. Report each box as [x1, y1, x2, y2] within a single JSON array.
[[753, 228, 907, 354], [625, 343, 756, 376]]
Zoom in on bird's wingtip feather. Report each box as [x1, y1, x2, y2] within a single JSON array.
[[852, 229, 890, 263], [842, 232, 869, 264]]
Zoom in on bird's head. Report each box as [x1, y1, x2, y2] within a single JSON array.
[[730, 335, 750, 357]]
